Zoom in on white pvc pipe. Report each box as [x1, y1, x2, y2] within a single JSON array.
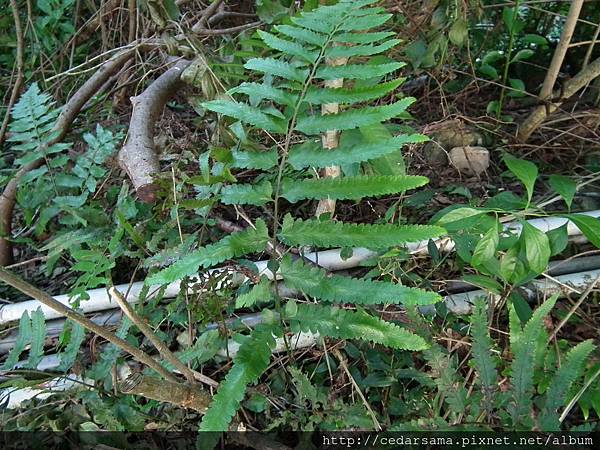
[[1, 210, 599, 324]]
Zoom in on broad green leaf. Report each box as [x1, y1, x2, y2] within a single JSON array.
[[448, 18, 468, 46], [512, 49, 534, 62], [563, 214, 600, 248], [521, 221, 550, 274], [462, 274, 502, 295], [281, 175, 428, 202], [547, 223, 568, 256], [471, 224, 499, 268], [435, 207, 487, 226], [549, 175, 576, 209], [503, 154, 538, 204]]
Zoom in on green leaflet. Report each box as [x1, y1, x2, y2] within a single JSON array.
[[165, 330, 222, 371], [201, 100, 286, 133], [288, 134, 426, 169], [200, 325, 277, 431], [470, 298, 498, 394], [296, 98, 416, 134], [538, 339, 595, 431], [274, 24, 326, 46], [339, 12, 392, 31], [147, 220, 269, 285], [257, 30, 318, 64], [325, 39, 401, 59], [334, 31, 395, 44], [236, 277, 272, 308], [57, 320, 86, 372], [509, 295, 558, 428], [281, 174, 429, 202], [25, 309, 47, 369], [315, 62, 405, 80], [279, 215, 446, 248], [303, 79, 405, 105], [287, 303, 428, 350], [280, 256, 441, 306], [231, 82, 295, 107], [2, 312, 33, 370], [244, 58, 308, 82], [231, 148, 278, 170], [220, 180, 273, 206]]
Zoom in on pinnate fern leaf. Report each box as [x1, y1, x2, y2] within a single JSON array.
[[231, 83, 295, 107], [287, 303, 428, 350], [2, 312, 33, 370], [236, 277, 272, 309], [288, 134, 427, 169], [280, 256, 440, 306], [147, 220, 269, 285], [200, 325, 277, 431], [231, 149, 278, 170], [538, 339, 595, 431], [257, 30, 318, 64], [57, 320, 86, 372], [279, 215, 446, 248], [25, 309, 47, 369], [509, 294, 558, 428], [325, 39, 400, 59], [470, 298, 498, 394], [221, 180, 273, 206], [281, 175, 429, 202], [296, 98, 415, 134], [274, 24, 326, 46]]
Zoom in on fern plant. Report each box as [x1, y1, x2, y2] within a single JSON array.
[[148, 0, 446, 431]]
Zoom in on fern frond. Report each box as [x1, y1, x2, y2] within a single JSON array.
[[281, 175, 429, 202], [509, 295, 558, 428], [287, 303, 428, 350], [201, 100, 286, 133], [538, 339, 595, 431], [147, 220, 269, 285], [304, 79, 405, 105], [296, 98, 415, 135], [166, 330, 222, 370], [334, 31, 395, 44], [231, 149, 278, 170], [279, 215, 446, 248], [470, 298, 498, 396], [200, 325, 277, 431], [257, 30, 318, 64], [244, 58, 308, 82], [280, 256, 441, 306], [2, 312, 32, 370], [221, 180, 273, 206], [325, 39, 401, 59], [236, 277, 272, 309], [231, 83, 295, 107], [25, 309, 46, 369], [274, 24, 326, 46], [315, 62, 405, 80], [288, 134, 427, 169], [57, 321, 86, 372]]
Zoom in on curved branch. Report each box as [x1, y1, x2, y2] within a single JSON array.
[[0, 49, 136, 266], [117, 58, 191, 203]]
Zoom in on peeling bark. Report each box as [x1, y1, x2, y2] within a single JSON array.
[[117, 58, 191, 203]]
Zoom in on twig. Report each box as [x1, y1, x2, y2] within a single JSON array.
[[0, 266, 180, 383], [193, 21, 262, 36], [192, 0, 225, 32], [559, 364, 600, 423], [0, 0, 25, 145], [109, 287, 197, 384], [119, 372, 210, 413]]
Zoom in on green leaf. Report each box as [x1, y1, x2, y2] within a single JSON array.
[[202, 100, 286, 133], [288, 134, 427, 169], [231, 149, 278, 170], [334, 31, 395, 44], [315, 62, 405, 80], [220, 180, 273, 206], [147, 220, 270, 285], [304, 79, 405, 105], [512, 49, 534, 62], [280, 256, 441, 306], [244, 58, 308, 82], [25, 309, 46, 369], [471, 224, 499, 268], [549, 175, 576, 209], [281, 175, 428, 202], [563, 214, 600, 248], [288, 303, 428, 350], [296, 98, 415, 135], [435, 207, 487, 226], [231, 82, 295, 107], [236, 278, 272, 309], [257, 30, 318, 63], [503, 154, 538, 204], [547, 223, 568, 256], [448, 18, 468, 46], [325, 39, 401, 59], [522, 34, 547, 46], [57, 321, 86, 372], [539, 340, 595, 431], [274, 24, 326, 46], [470, 298, 498, 393], [463, 274, 502, 295], [279, 215, 446, 248], [2, 312, 32, 370], [521, 221, 550, 274]]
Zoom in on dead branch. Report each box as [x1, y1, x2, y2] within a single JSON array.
[[0, 49, 136, 266], [0, 266, 181, 383], [192, 21, 262, 35], [117, 58, 191, 203], [120, 372, 210, 413], [517, 56, 600, 141], [192, 0, 225, 32], [0, 0, 25, 145]]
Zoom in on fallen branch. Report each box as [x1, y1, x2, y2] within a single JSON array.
[[517, 56, 600, 141], [0, 0, 25, 146], [117, 58, 191, 203], [0, 266, 180, 383], [0, 49, 136, 266]]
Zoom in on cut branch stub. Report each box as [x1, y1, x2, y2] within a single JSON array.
[[118, 58, 191, 203]]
